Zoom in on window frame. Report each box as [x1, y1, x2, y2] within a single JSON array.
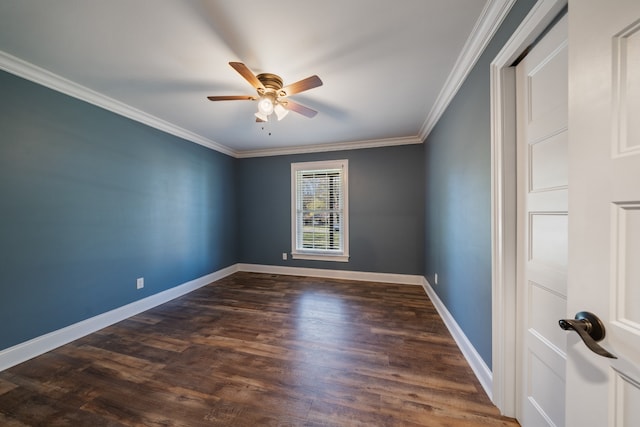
[[290, 159, 349, 262]]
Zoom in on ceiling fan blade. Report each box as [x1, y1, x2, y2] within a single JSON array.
[[280, 75, 323, 97], [229, 62, 265, 91], [283, 100, 318, 118], [207, 95, 256, 101]]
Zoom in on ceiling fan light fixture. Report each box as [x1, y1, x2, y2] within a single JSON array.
[[274, 103, 289, 121], [257, 94, 275, 116], [255, 111, 269, 122]]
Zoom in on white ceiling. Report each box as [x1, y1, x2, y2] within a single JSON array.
[[0, 0, 504, 157]]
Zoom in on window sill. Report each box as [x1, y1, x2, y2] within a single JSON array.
[[291, 252, 350, 262]]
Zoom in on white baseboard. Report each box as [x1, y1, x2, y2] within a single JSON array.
[[0, 264, 238, 372], [421, 277, 493, 400], [237, 263, 424, 285]]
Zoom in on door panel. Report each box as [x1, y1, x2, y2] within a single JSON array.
[[613, 203, 640, 328], [529, 351, 565, 424], [530, 213, 567, 271], [612, 371, 640, 426], [516, 14, 568, 427], [613, 20, 640, 153], [530, 132, 567, 191], [567, 0, 640, 426], [529, 281, 566, 353]]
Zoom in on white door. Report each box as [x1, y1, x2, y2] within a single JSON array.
[[566, 0, 640, 425], [516, 14, 568, 427]]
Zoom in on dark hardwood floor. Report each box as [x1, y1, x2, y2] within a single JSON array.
[[0, 272, 518, 426]]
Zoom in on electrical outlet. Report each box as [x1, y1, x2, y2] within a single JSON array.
[[136, 277, 144, 289], [282, 252, 288, 260], [434, 273, 438, 285]]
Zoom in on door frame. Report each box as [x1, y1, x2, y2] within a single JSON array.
[[489, 0, 567, 417]]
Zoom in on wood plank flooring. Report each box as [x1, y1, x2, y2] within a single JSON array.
[[0, 272, 519, 426]]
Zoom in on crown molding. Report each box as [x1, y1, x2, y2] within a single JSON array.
[[419, 0, 517, 142], [0, 50, 238, 158], [236, 135, 423, 158], [1, 0, 516, 160], [0, 50, 422, 159]]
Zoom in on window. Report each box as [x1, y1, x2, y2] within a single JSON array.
[[291, 160, 349, 262]]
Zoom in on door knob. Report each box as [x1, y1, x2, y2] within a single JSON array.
[[558, 311, 617, 359]]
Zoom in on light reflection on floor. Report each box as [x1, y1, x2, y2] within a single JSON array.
[[295, 291, 348, 344]]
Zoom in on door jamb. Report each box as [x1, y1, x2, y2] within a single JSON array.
[[489, 0, 567, 417]]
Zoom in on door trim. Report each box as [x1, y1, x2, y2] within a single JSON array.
[[489, 0, 567, 417]]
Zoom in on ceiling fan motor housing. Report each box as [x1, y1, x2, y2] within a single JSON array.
[[256, 73, 285, 97]]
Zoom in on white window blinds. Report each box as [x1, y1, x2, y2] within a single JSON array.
[[291, 160, 349, 262]]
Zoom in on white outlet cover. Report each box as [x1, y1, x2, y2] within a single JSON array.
[[136, 277, 144, 289]]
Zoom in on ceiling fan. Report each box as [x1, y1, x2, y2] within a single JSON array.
[[207, 62, 323, 122]]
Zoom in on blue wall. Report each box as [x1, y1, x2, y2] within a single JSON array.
[[238, 146, 425, 275], [423, 0, 537, 366], [0, 70, 239, 350]]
